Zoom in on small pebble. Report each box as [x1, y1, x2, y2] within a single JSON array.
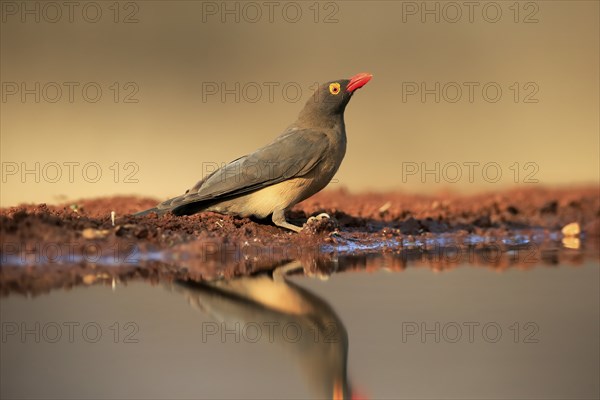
[[561, 222, 580, 237], [379, 201, 392, 213]]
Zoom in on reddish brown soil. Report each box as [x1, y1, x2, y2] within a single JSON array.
[[1, 186, 598, 295]]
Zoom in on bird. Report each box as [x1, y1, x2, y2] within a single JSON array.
[[169, 260, 358, 400], [135, 73, 373, 232]]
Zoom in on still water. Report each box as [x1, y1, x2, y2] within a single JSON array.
[[1, 252, 599, 399]]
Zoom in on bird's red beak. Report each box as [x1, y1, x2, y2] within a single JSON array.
[[346, 72, 373, 93]]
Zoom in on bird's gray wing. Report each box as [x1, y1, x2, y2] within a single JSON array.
[[162, 128, 329, 209]]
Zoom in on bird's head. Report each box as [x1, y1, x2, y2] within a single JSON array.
[[298, 73, 372, 125]]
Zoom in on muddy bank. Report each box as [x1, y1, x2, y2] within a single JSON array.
[[2, 186, 598, 245], [1, 186, 598, 295]]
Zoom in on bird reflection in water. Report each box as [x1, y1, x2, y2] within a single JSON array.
[[169, 260, 365, 400]]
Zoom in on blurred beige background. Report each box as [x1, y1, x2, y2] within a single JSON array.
[[1, 0, 598, 207]]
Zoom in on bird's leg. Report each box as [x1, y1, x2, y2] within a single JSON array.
[[272, 260, 304, 282], [272, 209, 303, 232]]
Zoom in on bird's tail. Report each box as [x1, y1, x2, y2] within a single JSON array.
[[133, 194, 211, 217]]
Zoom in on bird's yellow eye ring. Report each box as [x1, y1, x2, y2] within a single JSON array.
[[329, 83, 341, 95]]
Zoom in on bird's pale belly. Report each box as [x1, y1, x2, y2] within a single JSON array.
[[207, 172, 332, 218]]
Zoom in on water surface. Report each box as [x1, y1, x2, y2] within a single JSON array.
[[1, 251, 598, 399]]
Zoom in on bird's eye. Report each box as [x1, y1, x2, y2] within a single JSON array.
[[329, 83, 341, 95]]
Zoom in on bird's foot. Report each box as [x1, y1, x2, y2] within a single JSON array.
[[272, 210, 335, 233], [303, 212, 339, 234], [306, 212, 331, 224]]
